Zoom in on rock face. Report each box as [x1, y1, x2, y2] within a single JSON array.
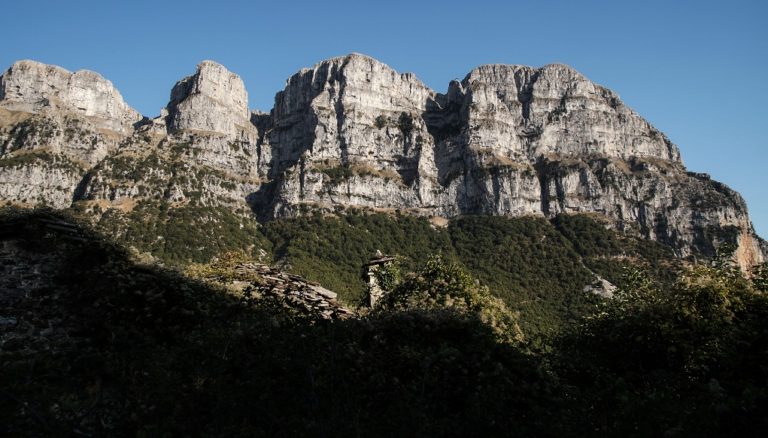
[[446, 63, 680, 162], [0, 60, 141, 133], [0, 60, 264, 214], [258, 55, 683, 220], [254, 54, 764, 270], [0, 55, 764, 269], [167, 60, 255, 140]]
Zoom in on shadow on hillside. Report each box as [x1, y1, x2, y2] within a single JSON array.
[[6, 208, 765, 437], [0, 208, 553, 437]]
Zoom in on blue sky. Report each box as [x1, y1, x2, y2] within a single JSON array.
[[2, 0, 766, 236]]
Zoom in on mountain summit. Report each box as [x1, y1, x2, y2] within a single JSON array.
[[0, 54, 763, 269]]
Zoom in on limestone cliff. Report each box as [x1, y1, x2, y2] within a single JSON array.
[[0, 60, 141, 134], [0, 55, 763, 269], [167, 60, 255, 140], [254, 54, 763, 270]]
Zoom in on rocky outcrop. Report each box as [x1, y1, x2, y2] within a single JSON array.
[[166, 60, 256, 140], [0, 60, 142, 133], [441, 63, 680, 163], [233, 263, 355, 320], [194, 260, 355, 320], [0, 152, 84, 209], [0, 110, 123, 166], [258, 53, 441, 216], [0, 60, 264, 211], [81, 144, 261, 209], [257, 55, 686, 220]]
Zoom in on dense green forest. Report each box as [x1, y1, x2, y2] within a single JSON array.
[[2, 207, 765, 436], [79, 202, 682, 338]]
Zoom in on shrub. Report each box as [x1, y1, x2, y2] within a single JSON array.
[[377, 255, 523, 342], [397, 112, 414, 137]]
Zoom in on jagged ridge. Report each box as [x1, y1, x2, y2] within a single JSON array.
[[0, 54, 763, 269]]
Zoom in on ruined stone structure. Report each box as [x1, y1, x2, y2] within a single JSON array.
[[364, 255, 396, 307]]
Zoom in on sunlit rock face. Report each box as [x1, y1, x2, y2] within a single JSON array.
[[256, 54, 762, 268], [0, 55, 763, 268], [0, 60, 142, 133], [166, 60, 255, 141]]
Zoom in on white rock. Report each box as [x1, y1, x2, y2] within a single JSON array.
[[166, 60, 256, 140], [0, 60, 142, 133], [0, 55, 763, 268]]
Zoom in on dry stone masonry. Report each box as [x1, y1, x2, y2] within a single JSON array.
[[0, 54, 764, 269], [205, 261, 356, 320]]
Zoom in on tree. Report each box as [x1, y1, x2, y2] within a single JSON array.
[[376, 255, 523, 342]]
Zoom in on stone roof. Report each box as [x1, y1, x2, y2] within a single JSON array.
[[211, 262, 356, 320], [364, 256, 395, 267]]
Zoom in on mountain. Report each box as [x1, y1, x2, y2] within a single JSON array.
[[2, 55, 767, 435], [0, 54, 764, 270]]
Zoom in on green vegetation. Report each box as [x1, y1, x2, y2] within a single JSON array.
[[372, 257, 401, 292], [449, 215, 599, 338], [318, 163, 354, 184], [94, 201, 270, 265], [0, 151, 83, 173], [552, 213, 681, 285], [2, 208, 765, 436], [260, 212, 455, 303], [554, 253, 768, 435], [6, 116, 57, 152], [317, 163, 399, 185], [397, 112, 414, 137], [79, 208, 682, 340], [100, 152, 175, 184], [377, 255, 523, 342]]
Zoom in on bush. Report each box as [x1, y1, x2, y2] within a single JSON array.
[[556, 257, 768, 435], [377, 255, 523, 342], [397, 112, 414, 137], [374, 115, 388, 129]]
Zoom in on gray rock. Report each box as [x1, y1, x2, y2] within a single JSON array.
[[0, 60, 142, 133], [167, 60, 257, 141], [583, 276, 618, 298], [309, 284, 337, 300], [0, 55, 763, 270], [256, 54, 763, 270]]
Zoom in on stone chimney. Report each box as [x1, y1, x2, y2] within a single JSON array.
[[363, 254, 395, 307]]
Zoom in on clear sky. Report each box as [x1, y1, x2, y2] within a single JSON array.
[[1, 0, 766, 236]]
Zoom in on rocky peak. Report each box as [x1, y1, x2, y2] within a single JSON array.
[[0, 60, 142, 133], [451, 62, 681, 163], [273, 53, 432, 119], [266, 53, 435, 176], [166, 60, 253, 138]]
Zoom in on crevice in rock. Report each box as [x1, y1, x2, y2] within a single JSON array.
[[71, 170, 94, 203], [333, 81, 348, 165], [514, 69, 539, 121], [298, 158, 305, 200], [535, 159, 552, 216]]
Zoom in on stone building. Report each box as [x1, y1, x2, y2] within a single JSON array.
[[363, 254, 395, 307]]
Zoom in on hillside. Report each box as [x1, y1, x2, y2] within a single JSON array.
[[2, 209, 767, 436]]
